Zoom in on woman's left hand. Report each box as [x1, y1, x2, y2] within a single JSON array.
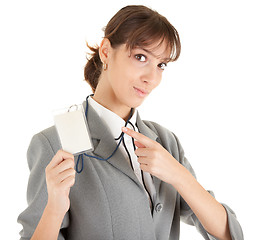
[[122, 127, 183, 185]]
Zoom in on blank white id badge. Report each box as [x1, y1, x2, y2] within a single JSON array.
[[53, 104, 93, 155]]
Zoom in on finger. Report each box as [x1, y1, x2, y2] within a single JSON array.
[[48, 149, 74, 169], [135, 147, 150, 157], [134, 140, 146, 148], [58, 168, 76, 184], [139, 163, 150, 173], [122, 127, 153, 148], [54, 158, 75, 174], [61, 175, 75, 189], [137, 156, 149, 165], [46, 159, 75, 184], [135, 146, 156, 157]]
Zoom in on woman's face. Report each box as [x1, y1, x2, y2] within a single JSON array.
[[95, 39, 170, 117]]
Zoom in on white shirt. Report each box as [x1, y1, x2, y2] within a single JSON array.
[[88, 97, 156, 209]]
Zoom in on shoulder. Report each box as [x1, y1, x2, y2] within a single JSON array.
[[27, 126, 61, 170], [40, 125, 61, 152], [29, 126, 61, 153]]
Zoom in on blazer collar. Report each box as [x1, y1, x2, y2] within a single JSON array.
[[83, 100, 161, 192]]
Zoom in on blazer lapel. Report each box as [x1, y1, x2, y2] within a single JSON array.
[[83, 100, 162, 194], [135, 112, 162, 195], [83, 101, 140, 186]]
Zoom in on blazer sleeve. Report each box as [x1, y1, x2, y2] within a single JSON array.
[[17, 132, 69, 240], [174, 133, 244, 240]]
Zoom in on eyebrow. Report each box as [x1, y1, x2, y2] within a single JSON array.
[[141, 48, 171, 63]]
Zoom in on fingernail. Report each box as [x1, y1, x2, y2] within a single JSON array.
[[122, 127, 127, 132]]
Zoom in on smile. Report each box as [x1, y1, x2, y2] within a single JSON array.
[[133, 87, 149, 98]]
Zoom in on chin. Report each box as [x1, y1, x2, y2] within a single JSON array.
[[127, 98, 146, 109]]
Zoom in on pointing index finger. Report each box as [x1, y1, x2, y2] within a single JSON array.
[[122, 127, 152, 148]]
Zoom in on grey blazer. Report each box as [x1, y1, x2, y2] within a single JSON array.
[[18, 102, 244, 240]]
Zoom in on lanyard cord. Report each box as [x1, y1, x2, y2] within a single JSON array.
[[75, 95, 134, 173]]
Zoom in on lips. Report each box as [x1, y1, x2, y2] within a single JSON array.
[[133, 87, 149, 97]]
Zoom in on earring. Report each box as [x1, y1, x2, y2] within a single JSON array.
[[103, 62, 108, 71]]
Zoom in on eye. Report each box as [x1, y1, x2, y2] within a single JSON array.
[[158, 62, 167, 70], [135, 54, 147, 62]]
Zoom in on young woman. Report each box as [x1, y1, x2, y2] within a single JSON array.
[[18, 5, 243, 240]]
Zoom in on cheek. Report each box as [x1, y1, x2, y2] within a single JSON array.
[[155, 76, 163, 87], [113, 62, 136, 87], [153, 72, 162, 89], [109, 68, 133, 96]]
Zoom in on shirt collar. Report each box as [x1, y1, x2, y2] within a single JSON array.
[[88, 96, 137, 139]]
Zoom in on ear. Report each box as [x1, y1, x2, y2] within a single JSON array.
[[99, 38, 112, 64]]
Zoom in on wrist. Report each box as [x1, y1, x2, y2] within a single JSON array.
[[45, 202, 67, 221], [30, 203, 65, 240], [170, 163, 193, 189]]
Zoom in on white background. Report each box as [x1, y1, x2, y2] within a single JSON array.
[[1, 0, 264, 239]]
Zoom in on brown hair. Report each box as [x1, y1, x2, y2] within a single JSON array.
[[84, 5, 181, 93]]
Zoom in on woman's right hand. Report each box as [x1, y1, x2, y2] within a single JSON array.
[[45, 150, 75, 216]]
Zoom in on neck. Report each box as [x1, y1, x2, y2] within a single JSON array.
[[92, 73, 134, 121], [92, 93, 132, 122]]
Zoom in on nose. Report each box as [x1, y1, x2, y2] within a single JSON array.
[[141, 65, 161, 85]]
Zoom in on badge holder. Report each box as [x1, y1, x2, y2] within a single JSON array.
[[53, 104, 94, 155]]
